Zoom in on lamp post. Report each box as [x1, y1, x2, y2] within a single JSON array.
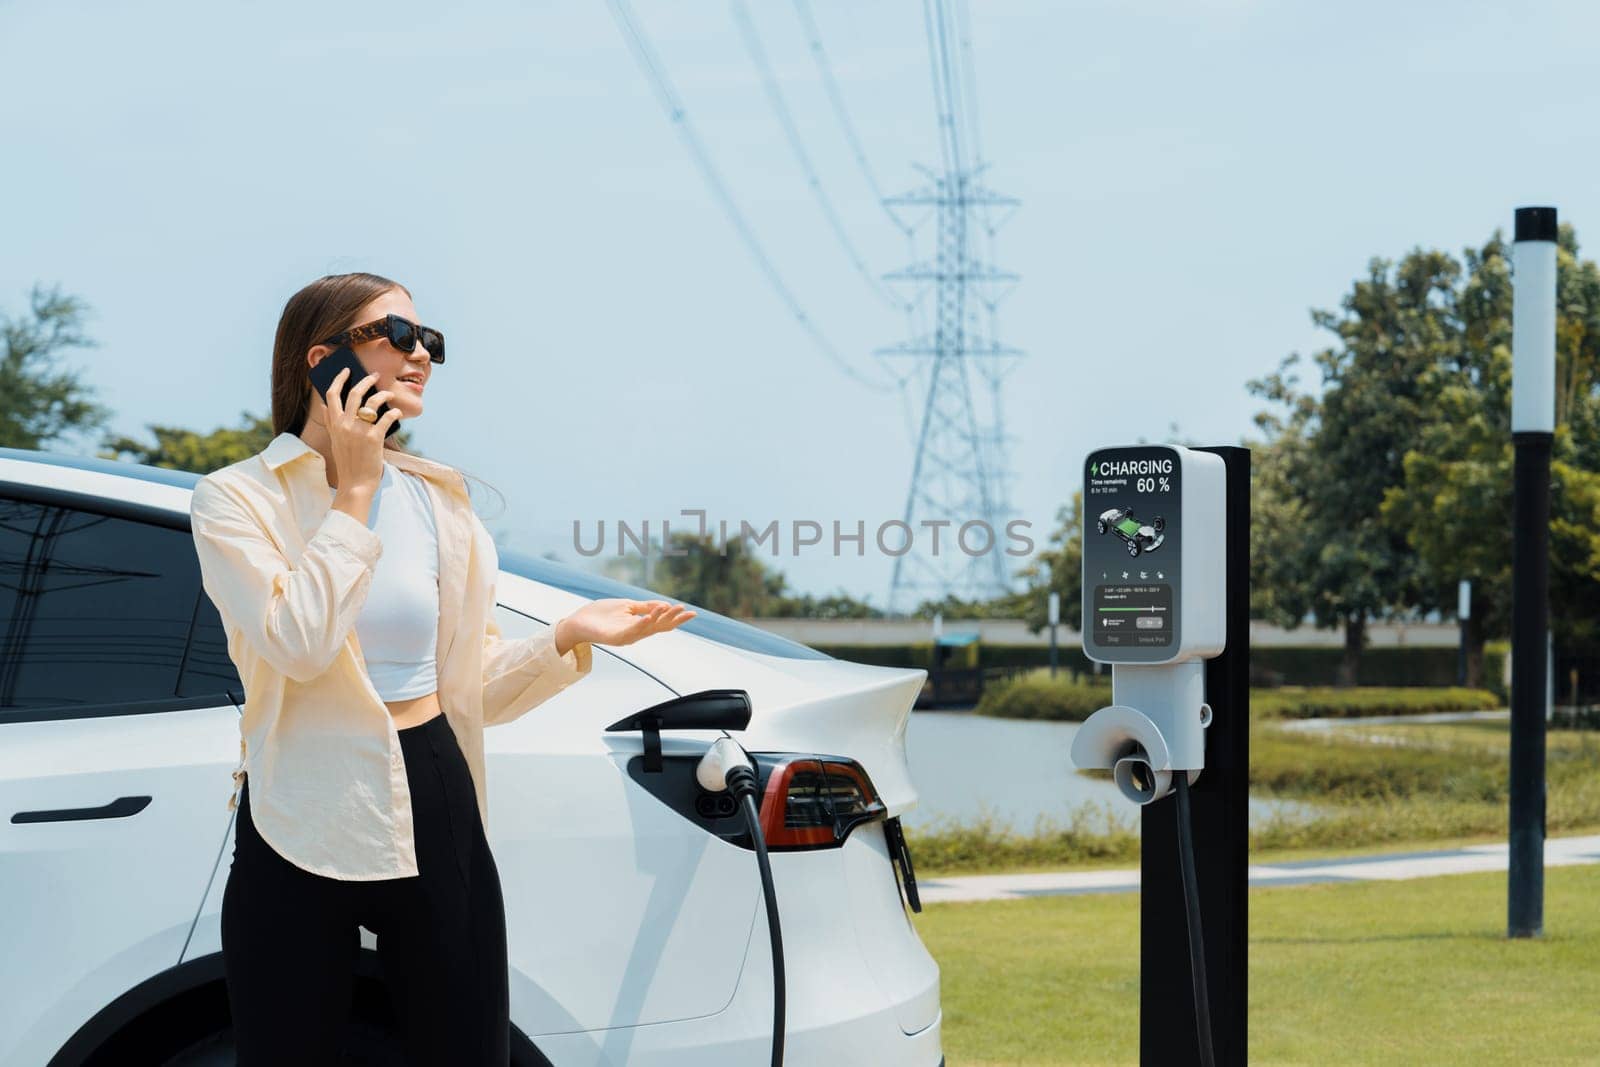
[[1508, 205, 1556, 939], [1457, 579, 1471, 687], [1048, 591, 1060, 678]]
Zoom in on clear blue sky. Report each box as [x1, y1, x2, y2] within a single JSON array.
[[4, 0, 1596, 607]]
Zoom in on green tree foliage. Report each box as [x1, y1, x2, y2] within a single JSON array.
[[769, 590, 883, 619], [0, 285, 114, 450], [605, 530, 882, 618], [102, 412, 419, 474], [1249, 251, 1461, 684], [648, 530, 788, 616], [907, 492, 1081, 629], [1382, 225, 1600, 666], [102, 413, 278, 473], [1008, 490, 1084, 632], [912, 589, 1027, 621], [1248, 370, 1316, 629]]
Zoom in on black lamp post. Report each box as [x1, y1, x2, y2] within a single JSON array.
[[1508, 205, 1556, 939]]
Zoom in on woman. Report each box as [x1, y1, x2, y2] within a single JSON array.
[[189, 272, 693, 1064]]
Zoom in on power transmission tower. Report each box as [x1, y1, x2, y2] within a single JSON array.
[[880, 0, 1023, 616]]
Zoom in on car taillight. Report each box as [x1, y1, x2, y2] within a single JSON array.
[[753, 754, 887, 850]]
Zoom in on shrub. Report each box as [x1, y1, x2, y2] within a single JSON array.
[[1252, 686, 1501, 720], [974, 673, 1109, 722], [903, 806, 1139, 874], [973, 679, 1500, 723], [1250, 724, 1503, 801]]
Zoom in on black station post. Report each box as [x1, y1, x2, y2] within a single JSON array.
[[1508, 205, 1557, 939], [1141, 445, 1249, 1064]]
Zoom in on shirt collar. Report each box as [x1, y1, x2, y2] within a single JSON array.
[[261, 431, 316, 471], [261, 431, 467, 496]]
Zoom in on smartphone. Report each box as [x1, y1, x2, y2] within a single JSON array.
[[308, 345, 401, 438]]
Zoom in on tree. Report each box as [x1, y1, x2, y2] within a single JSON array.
[[1005, 490, 1085, 633], [1246, 404, 1316, 630], [902, 492, 1084, 628], [102, 412, 419, 474], [1247, 250, 1461, 685], [621, 530, 791, 617], [769, 591, 883, 619], [102, 413, 278, 473], [1383, 224, 1600, 675], [0, 284, 114, 450]]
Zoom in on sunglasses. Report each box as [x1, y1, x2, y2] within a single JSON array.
[[319, 313, 446, 364]]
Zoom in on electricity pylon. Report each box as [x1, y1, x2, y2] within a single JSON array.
[[879, 0, 1023, 615]]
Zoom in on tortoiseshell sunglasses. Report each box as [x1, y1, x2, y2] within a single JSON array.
[[319, 313, 445, 364]]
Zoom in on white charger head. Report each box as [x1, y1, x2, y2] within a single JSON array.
[[696, 736, 754, 793]]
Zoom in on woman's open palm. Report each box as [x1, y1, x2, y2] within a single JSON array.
[[563, 598, 696, 649]]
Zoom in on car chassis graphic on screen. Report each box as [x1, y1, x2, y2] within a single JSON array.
[[1096, 506, 1166, 557]]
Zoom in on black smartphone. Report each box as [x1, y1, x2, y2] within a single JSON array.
[[307, 345, 401, 438]]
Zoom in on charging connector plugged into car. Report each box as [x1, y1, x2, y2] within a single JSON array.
[[697, 736, 786, 1067]]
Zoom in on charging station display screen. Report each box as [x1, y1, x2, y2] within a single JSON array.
[[1083, 445, 1181, 663], [1093, 583, 1173, 645]]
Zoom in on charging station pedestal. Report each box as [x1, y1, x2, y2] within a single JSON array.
[[1071, 444, 1249, 1065]]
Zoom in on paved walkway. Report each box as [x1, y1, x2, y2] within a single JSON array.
[[918, 833, 1600, 903], [1277, 708, 1510, 730]]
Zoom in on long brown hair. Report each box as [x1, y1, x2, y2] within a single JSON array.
[[270, 272, 504, 517]]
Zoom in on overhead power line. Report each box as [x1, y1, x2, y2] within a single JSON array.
[[789, 0, 909, 236], [605, 0, 898, 394], [730, 0, 903, 312], [954, 0, 985, 169], [785, 0, 928, 445]]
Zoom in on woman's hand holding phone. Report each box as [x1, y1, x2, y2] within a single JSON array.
[[323, 366, 401, 510]]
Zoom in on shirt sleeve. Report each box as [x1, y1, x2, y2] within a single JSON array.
[[190, 475, 384, 684], [480, 606, 593, 727]]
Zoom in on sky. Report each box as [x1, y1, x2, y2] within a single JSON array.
[[4, 0, 1598, 610]]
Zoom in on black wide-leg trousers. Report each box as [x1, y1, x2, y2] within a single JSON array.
[[221, 712, 510, 1065]]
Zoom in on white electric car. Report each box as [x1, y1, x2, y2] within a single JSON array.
[[0, 446, 943, 1066]]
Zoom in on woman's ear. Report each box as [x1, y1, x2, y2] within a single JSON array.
[[306, 343, 334, 370]]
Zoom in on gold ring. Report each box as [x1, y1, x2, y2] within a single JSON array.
[[357, 407, 378, 423]]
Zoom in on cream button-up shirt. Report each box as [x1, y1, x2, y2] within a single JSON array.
[[189, 430, 593, 880]]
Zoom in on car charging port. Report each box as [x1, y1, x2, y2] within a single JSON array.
[[694, 791, 739, 819]]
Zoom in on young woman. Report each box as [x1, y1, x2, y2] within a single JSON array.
[[189, 272, 694, 1064]]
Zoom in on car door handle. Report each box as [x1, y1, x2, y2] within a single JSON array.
[[12, 796, 153, 824]]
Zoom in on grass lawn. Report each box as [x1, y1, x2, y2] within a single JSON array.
[[914, 864, 1600, 1065]]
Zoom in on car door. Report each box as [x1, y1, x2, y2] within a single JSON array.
[[0, 489, 241, 1065], [480, 603, 761, 1042]]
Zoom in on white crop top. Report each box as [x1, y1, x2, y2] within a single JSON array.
[[353, 461, 440, 701]]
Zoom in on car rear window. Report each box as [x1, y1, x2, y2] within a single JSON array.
[[497, 548, 833, 662]]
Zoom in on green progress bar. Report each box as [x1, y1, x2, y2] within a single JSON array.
[[1099, 607, 1167, 612]]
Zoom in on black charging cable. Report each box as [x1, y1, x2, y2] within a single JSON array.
[[725, 761, 785, 1067], [1174, 774, 1216, 1067]]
